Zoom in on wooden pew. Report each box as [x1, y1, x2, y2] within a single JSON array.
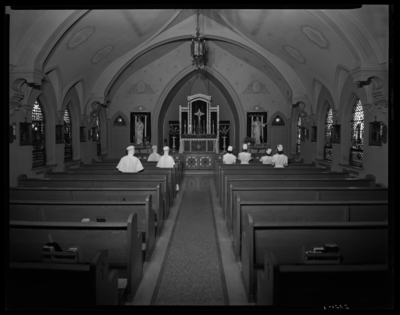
[[222, 176, 376, 219], [8, 250, 119, 309], [76, 163, 181, 189], [220, 171, 351, 212], [233, 198, 388, 262], [215, 162, 325, 191], [87, 160, 183, 186], [218, 168, 347, 200], [9, 213, 143, 300], [242, 217, 388, 303], [9, 198, 156, 262], [255, 229, 390, 308], [10, 186, 164, 236], [18, 175, 171, 218], [49, 170, 176, 204], [217, 165, 328, 198]]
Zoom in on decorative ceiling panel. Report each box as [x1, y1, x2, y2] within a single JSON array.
[[300, 25, 330, 50]]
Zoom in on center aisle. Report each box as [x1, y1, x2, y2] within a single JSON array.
[[150, 176, 229, 305]]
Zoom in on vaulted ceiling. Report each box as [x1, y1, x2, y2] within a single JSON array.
[[8, 6, 389, 113]]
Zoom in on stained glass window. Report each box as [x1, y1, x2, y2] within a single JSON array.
[[64, 106, 72, 161], [272, 115, 285, 126], [297, 115, 301, 154], [349, 99, 364, 167], [324, 105, 333, 161], [31, 100, 46, 168], [96, 117, 101, 156]]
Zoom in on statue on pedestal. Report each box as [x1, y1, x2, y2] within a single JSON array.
[[252, 116, 267, 145], [135, 117, 144, 145]]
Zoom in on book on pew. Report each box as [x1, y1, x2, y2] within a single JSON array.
[[303, 245, 341, 264], [96, 217, 107, 222]]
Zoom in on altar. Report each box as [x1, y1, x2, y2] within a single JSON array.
[[178, 94, 219, 153]]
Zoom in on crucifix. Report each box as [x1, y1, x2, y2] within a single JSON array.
[[194, 108, 204, 127]]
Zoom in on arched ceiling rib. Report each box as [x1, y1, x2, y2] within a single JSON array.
[[7, 7, 389, 111]]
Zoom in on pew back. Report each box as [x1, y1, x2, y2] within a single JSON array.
[[222, 177, 375, 219], [9, 214, 143, 298], [18, 175, 171, 218], [45, 172, 174, 206], [219, 170, 348, 198], [10, 186, 164, 235], [9, 198, 156, 261], [233, 199, 388, 261], [8, 250, 119, 309], [241, 217, 388, 302], [228, 186, 388, 233]]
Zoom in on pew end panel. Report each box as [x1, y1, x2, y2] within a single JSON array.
[[126, 213, 144, 299]]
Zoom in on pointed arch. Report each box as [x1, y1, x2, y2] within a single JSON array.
[[61, 87, 81, 161], [268, 111, 289, 153], [153, 65, 245, 151], [61, 77, 85, 113]]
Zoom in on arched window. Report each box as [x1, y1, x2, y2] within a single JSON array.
[[272, 115, 285, 126], [113, 115, 126, 126], [96, 117, 101, 156], [64, 105, 73, 161], [349, 99, 364, 167], [31, 100, 46, 168], [324, 105, 333, 161], [296, 115, 301, 154]]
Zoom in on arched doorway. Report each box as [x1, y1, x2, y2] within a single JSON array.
[[110, 112, 129, 159], [269, 113, 288, 153]]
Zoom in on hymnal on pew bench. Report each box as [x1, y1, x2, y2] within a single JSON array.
[[42, 245, 80, 264], [302, 245, 341, 264]]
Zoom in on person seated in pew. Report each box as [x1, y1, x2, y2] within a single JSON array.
[[156, 146, 175, 168], [259, 148, 273, 165], [147, 145, 161, 162], [271, 144, 288, 168], [157, 146, 178, 191], [238, 144, 253, 164], [223, 146, 237, 164], [116, 145, 144, 173]]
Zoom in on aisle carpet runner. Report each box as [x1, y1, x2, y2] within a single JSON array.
[[151, 176, 229, 305]]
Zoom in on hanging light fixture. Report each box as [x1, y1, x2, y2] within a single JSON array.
[[191, 9, 207, 69]]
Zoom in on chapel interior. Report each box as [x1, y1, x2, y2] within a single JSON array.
[[7, 5, 392, 310]]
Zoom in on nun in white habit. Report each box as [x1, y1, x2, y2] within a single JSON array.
[[157, 146, 179, 191], [238, 143, 253, 164], [271, 144, 288, 168], [260, 148, 273, 165], [156, 146, 176, 168], [147, 145, 161, 162], [223, 146, 237, 164], [116, 146, 144, 172]]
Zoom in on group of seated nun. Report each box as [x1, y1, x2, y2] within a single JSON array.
[[116, 145, 175, 173], [222, 144, 288, 167]]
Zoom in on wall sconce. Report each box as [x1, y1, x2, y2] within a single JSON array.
[[9, 122, 17, 143], [369, 116, 387, 146], [11, 122, 17, 140]]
